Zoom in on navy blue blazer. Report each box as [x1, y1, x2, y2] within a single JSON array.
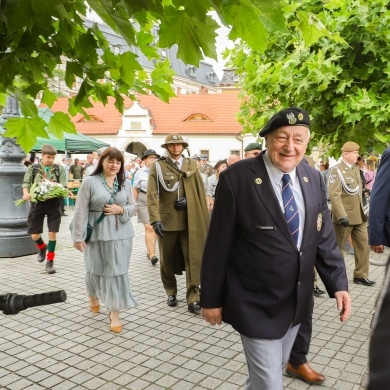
[[200, 153, 348, 339], [369, 147, 390, 247]]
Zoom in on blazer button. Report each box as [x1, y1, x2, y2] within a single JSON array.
[[299, 252, 303, 256], [298, 281, 301, 286]]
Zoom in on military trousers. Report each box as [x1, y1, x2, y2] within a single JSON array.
[[333, 222, 369, 278], [158, 230, 199, 304]]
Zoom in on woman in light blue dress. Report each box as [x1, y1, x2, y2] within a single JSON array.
[[71, 147, 138, 333]]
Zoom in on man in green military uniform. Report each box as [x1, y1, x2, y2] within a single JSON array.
[[147, 134, 209, 313], [328, 141, 375, 286]]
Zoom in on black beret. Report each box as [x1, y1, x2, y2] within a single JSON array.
[[259, 107, 310, 137]]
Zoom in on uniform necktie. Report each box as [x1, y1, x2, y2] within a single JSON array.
[[174, 161, 180, 169], [281, 174, 299, 245]]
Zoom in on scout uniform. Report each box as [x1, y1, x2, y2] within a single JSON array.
[[147, 134, 209, 312], [328, 141, 372, 283]]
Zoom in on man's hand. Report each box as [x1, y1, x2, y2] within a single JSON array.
[[339, 217, 349, 227], [73, 241, 86, 252], [152, 221, 164, 238], [201, 308, 223, 326], [370, 245, 384, 254], [334, 291, 352, 323]]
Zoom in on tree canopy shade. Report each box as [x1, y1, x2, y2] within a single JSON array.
[[0, 0, 338, 152], [30, 133, 110, 154], [228, 0, 390, 156]]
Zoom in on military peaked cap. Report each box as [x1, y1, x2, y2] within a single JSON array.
[[161, 134, 189, 148]]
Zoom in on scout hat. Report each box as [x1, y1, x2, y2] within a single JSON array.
[[161, 134, 189, 148], [244, 142, 262, 152], [141, 149, 160, 160], [259, 107, 310, 137], [341, 141, 360, 152]]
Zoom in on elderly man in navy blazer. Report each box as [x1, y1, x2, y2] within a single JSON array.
[[200, 107, 351, 390]]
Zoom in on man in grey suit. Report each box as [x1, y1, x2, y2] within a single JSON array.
[[200, 107, 351, 390]]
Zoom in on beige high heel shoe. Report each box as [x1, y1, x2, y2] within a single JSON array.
[[89, 298, 100, 313], [109, 312, 122, 333]]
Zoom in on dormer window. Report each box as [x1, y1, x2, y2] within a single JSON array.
[[186, 65, 197, 78]]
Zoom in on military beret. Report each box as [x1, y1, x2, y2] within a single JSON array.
[[161, 133, 189, 148], [341, 141, 360, 152], [259, 107, 310, 137], [244, 142, 262, 152]]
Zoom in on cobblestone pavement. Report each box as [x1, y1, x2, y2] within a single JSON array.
[[0, 211, 388, 390]]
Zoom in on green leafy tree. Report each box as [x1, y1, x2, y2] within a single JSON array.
[[0, 0, 331, 152], [229, 0, 390, 156]]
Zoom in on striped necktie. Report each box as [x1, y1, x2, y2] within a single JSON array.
[[281, 174, 299, 245]]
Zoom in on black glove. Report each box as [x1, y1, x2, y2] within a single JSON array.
[[339, 217, 349, 227], [152, 221, 164, 238]]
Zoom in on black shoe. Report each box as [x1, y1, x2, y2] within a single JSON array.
[[45, 261, 56, 274], [313, 285, 325, 296], [188, 301, 201, 313], [150, 256, 158, 266], [37, 246, 47, 263], [353, 278, 375, 286], [167, 295, 177, 307]]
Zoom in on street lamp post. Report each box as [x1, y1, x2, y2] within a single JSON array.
[[0, 96, 38, 257]]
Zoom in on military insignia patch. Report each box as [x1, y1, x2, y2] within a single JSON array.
[[298, 113, 304, 121], [329, 174, 336, 184], [287, 112, 297, 124], [255, 178, 262, 184], [173, 135, 178, 140], [317, 213, 322, 231]]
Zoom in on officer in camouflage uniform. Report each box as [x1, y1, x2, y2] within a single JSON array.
[[328, 141, 375, 286], [147, 134, 209, 313]]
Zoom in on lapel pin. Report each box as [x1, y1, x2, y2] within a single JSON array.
[[303, 176, 309, 182], [255, 178, 262, 184]]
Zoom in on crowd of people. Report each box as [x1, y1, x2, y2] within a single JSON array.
[[21, 106, 389, 389]]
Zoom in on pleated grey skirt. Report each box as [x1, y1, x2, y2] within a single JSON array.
[[84, 238, 137, 311]]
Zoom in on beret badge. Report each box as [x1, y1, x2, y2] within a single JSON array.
[[287, 112, 297, 125]]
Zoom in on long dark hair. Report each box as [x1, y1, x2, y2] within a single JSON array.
[[91, 147, 125, 190]]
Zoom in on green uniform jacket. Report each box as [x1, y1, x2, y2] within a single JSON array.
[[22, 163, 67, 189], [328, 160, 366, 225], [147, 156, 209, 284]]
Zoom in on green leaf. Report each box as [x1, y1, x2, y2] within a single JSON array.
[[41, 89, 58, 108], [47, 112, 76, 139], [2, 116, 48, 152], [14, 90, 38, 117], [159, 7, 219, 65], [87, 0, 137, 46]]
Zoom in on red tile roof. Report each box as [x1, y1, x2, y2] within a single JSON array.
[[42, 92, 244, 135]]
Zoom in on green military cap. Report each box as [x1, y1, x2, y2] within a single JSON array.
[[161, 133, 189, 148], [244, 142, 262, 152], [341, 141, 360, 152], [259, 107, 310, 137]]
